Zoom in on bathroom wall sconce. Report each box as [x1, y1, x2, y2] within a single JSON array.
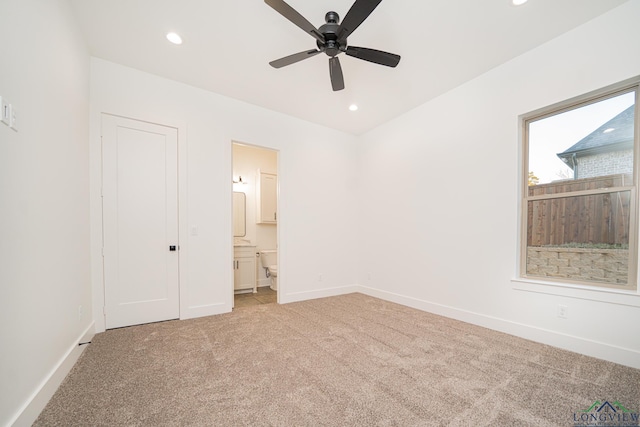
[[233, 176, 248, 184]]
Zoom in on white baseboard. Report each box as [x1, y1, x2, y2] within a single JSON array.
[[10, 321, 95, 427], [281, 284, 360, 304], [357, 285, 640, 370]]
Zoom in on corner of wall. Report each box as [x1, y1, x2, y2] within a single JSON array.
[[9, 322, 95, 427]]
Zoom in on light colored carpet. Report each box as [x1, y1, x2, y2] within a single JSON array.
[[34, 293, 639, 426]]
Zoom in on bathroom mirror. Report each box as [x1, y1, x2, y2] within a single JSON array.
[[233, 192, 246, 237]]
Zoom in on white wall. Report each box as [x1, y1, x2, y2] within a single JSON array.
[[89, 58, 360, 331], [3, 2, 639, 423], [0, 0, 92, 425], [357, 1, 640, 369]]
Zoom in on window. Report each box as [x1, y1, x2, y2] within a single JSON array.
[[521, 78, 639, 290]]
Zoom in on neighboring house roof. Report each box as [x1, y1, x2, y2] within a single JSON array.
[[557, 105, 635, 167]]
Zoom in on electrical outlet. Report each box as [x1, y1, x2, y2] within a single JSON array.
[[318, 274, 323, 282], [78, 305, 83, 321], [557, 304, 568, 319]]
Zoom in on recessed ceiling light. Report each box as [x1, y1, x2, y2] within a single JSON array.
[[603, 128, 615, 133], [349, 104, 358, 111], [512, 0, 528, 5], [166, 32, 183, 45]]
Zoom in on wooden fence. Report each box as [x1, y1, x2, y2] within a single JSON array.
[[527, 174, 632, 247]]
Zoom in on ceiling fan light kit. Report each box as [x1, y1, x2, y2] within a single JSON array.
[[265, 0, 401, 91]]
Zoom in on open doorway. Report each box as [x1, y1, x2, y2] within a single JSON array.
[[232, 142, 278, 308]]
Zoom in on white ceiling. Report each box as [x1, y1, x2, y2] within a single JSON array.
[[69, 0, 627, 135]]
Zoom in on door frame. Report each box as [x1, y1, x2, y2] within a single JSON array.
[[231, 140, 281, 306], [92, 113, 188, 333]]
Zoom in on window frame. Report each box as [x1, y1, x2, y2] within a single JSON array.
[[519, 76, 640, 292]]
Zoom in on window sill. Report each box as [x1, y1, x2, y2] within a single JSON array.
[[511, 278, 640, 308]]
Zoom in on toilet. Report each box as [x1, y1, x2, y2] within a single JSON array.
[[259, 250, 278, 291]]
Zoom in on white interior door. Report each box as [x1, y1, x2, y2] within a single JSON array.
[[102, 114, 179, 329]]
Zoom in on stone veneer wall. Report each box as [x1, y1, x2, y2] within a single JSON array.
[[526, 247, 628, 285]]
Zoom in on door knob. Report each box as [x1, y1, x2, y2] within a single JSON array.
[[169, 245, 177, 251]]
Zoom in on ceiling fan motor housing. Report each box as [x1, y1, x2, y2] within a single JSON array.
[[318, 11, 342, 57]]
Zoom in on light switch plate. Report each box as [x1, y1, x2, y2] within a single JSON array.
[[9, 104, 17, 131], [0, 96, 10, 126]]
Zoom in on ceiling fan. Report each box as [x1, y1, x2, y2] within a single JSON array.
[[265, 0, 401, 91]]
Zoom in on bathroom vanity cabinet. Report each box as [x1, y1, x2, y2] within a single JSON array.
[[256, 170, 277, 224], [233, 245, 257, 293]]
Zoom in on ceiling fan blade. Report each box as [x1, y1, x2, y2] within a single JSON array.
[[345, 46, 400, 67], [329, 57, 345, 91], [337, 0, 382, 43], [269, 49, 322, 68], [264, 0, 325, 44]]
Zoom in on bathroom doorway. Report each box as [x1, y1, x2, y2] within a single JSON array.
[[232, 142, 279, 308]]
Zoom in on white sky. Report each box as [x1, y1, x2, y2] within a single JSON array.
[[528, 91, 635, 184]]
